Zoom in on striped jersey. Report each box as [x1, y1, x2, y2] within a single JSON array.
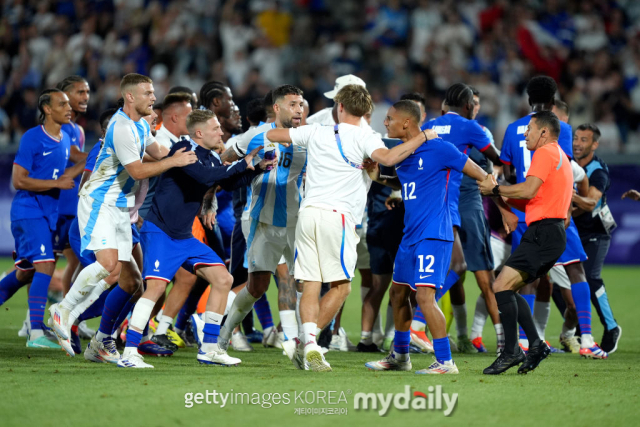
[[79, 108, 156, 208], [231, 122, 307, 227]]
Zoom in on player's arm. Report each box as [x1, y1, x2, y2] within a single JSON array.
[[124, 147, 196, 180], [482, 144, 503, 166], [200, 188, 217, 230], [63, 146, 87, 179], [79, 169, 92, 189], [363, 160, 401, 190], [144, 141, 171, 160], [622, 189, 640, 201], [370, 129, 439, 167], [12, 164, 74, 191], [481, 175, 543, 200], [220, 145, 241, 163], [572, 186, 602, 214]]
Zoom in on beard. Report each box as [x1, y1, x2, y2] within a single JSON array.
[[135, 104, 152, 117]]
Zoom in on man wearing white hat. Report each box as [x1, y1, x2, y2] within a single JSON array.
[[307, 75, 375, 353]]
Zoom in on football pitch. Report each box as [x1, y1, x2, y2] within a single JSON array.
[[0, 259, 637, 427]]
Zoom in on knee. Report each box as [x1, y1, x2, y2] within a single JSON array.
[[389, 284, 409, 305], [120, 275, 144, 296], [416, 288, 436, 307], [16, 269, 34, 283], [99, 258, 119, 274], [451, 260, 467, 277]]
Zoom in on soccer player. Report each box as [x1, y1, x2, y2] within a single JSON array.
[[119, 109, 273, 368], [572, 124, 621, 353], [500, 76, 606, 359], [422, 83, 504, 354], [365, 101, 515, 374], [0, 89, 82, 348], [266, 85, 440, 372], [212, 85, 305, 352], [48, 74, 197, 352]]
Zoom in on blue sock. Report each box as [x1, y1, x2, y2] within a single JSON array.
[[203, 323, 220, 343], [413, 306, 426, 324], [433, 337, 453, 364], [112, 297, 135, 335], [436, 271, 460, 302], [126, 329, 142, 348], [98, 285, 131, 336], [519, 294, 535, 341], [595, 287, 617, 330], [572, 281, 592, 335], [28, 272, 51, 331], [0, 271, 25, 305], [254, 293, 274, 330], [78, 288, 109, 322], [175, 285, 206, 331], [393, 329, 410, 355]]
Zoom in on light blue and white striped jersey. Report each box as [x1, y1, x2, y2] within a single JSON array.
[[231, 122, 307, 227], [80, 108, 156, 208]]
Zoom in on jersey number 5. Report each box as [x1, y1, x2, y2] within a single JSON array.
[[52, 169, 59, 180]]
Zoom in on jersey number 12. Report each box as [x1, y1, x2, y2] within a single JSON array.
[[403, 182, 416, 200]]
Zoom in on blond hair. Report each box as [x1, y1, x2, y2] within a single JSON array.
[[186, 109, 216, 135], [334, 84, 373, 118], [120, 73, 153, 94]]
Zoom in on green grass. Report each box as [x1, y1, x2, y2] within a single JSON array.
[[0, 260, 638, 427]]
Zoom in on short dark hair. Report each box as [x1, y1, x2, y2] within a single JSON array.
[[199, 81, 228, 110], [531, 110, 560, 139], [400, 92, 426, 110], [444, 83, 474, 108], [263, 90, 274, 117], [272, 85, 304, 104], [169, 85, 196, 105], [99, 108, 117, 131], [38, 88, 64, 123], [162, 92, 193, 110], [468, 85, 480, 97], [116, 98, 125, 109], [526, 76, 557, 105], [555, 99, 569, 116], [392, 100, 421, 124], [247, 98, 267, 125], [56, 75, 87, 93], [576, 123, 601, 142]]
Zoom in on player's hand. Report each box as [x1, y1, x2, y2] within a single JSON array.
[[363, 159, 379, 180], [257, 157, 277, 171], [244, 145, 264, 170], [622, 189, 640, 201], [171, 147, 197, 167], [501, 211, 519, 234], [56, 174, 75, 190], [477, 174, 497, 195], [201, 209, 216, 230], [423, 129, 438, 141], [385, 197, 403, 210]]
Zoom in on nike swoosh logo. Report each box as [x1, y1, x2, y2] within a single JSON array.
[[419, 275, 431, 279], [43, 151, 52, 156], [72, 138, 77, 141]]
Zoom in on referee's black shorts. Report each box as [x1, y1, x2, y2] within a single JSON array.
[[505, 218, 566, 283]]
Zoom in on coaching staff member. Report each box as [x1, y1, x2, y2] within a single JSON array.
[[478, 110, 573, 375]]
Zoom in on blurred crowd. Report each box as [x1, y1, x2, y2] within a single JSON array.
[[2, 0, 640, 153]]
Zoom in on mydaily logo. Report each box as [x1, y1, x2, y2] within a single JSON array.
[[353, 385, 458, 416]]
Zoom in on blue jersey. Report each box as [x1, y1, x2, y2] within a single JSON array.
[[10, 125, 71, 230], [395, 138, 468, 245], [500, 114, 573, 222], [423, 113, 491, 227], [84, 140, 101, 173], [58, 122, 84, 216]]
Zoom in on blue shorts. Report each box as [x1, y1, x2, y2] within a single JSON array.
[[459, 209, 494, 272], [52, 214, 75, 252], [69, 217, 96, 267], [229, 219, 246, 275], [392, 238, 453, 291], [11, 218, 56, 270], [141, 221, 225, 282], [131, 223, 140, 247], [555, 219, 588, 266], [510, 222, 528, 253]]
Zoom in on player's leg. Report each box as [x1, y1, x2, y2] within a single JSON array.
[[359, 272, 392, 351], [549, 265, 580, 352], [0, 267, 31, 307], [517, 281, 536, 351], [275, 259, 298, 342], [532, 275, 553, 346], [154, 267, 196, 346], [473, 269, 504, 352]]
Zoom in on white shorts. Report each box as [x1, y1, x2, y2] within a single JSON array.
[[294, 207, 359, 283], [242, 218, 295, 274], [549, 265, 571, 290], [490, 235, 511, 271], [78, 194, 132, 262], [355, 226, 370, 270]]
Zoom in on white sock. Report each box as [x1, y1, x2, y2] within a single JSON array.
[[581, 333, 594, 348], [60, 262, 109, 311], [302, 322, 318, 345], [452, 304, 468, 337], [154, 315, 174, 336], [30, 328, 44, 339], [495, 323, 505, 349], [201, 311, 224, 352], [410, 318, 426, 332], [296, 291, 303, 337], [561, 323, 576, 339], [219, 287, 258, 342], [129, 298, 155, 335], [393, 349, 409, 361], [69, 279, 110, 325], [471, 295, 488, 340], [360, 330, 372, 345], [224, 291, 237, 316], [533, 301, 551, 341], [155, 308, 163, 321], [385, 303, 395, 338], [279, 310, 298, 340]]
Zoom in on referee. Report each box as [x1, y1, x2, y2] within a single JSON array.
[[478, 111, 573, 375]]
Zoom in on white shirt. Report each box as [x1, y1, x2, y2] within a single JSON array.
[[155, 123, 188, 149], [289, 123, 385, 225], [80, 108, 157, 208]]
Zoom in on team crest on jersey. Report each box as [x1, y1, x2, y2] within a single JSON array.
[[418, 158, 423, 170], [40, 244, 46, 255], [154, 260, 160, 272]]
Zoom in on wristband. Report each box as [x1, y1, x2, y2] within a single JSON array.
[[492, 184, 500, 196], [422, 130, 428, 141]]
